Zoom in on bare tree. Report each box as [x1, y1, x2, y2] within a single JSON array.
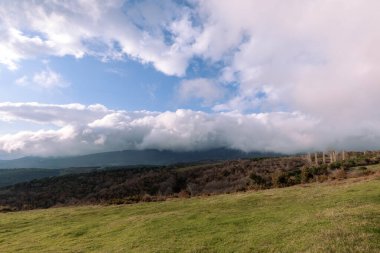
[[314, 152, 318, 165], [306, 153, 312, 163]]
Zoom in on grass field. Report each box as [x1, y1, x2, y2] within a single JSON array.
[[0, 175, 379, 253]]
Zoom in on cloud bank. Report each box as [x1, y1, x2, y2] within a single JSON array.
[[1, 102, 380, 158]]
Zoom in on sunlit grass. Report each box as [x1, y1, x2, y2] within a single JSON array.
[[0, 176, 379, 252]]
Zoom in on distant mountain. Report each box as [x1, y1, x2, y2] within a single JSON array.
[[0, 148, 279, 169], [0, 167, 104, 188], [0, 168, 61, 188]]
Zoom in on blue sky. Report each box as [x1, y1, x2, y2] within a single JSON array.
[[0, 0, 380, 158], [1, 55, 195, 111]]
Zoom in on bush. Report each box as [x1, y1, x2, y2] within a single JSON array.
[[301, 167, 313, 183], [311, 165, 328, 176], [142, 194, 153, 202], [271, 170, 288, 187], [316, 174, 328, 183], [178, 190, 191, 198], [329, 162, 342, 170], [249, 173, 266, 186], [342, 159, 357, 169]]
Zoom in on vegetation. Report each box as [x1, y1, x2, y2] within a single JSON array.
[[1, 153, 379, 211], [0, 157, 305, 211], [0, 175, 378, 252]]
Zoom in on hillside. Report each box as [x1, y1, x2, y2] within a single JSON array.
[[0, 156, 307, 211], [0, 175, 378, 252], [0, 167, 122, 188], [0, 148, 277, 188], [0, 168, 61, 188], [1, 153, 379, 211], [0, 148, 276, 169]]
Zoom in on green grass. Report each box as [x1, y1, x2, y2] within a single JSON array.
[[0, 176, 379, 253]]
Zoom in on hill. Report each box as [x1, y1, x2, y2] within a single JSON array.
[[1, 153, 379, 211], [0, 175, 378, 252], [0, 167, 102, 188], [0, 148, 276, 169], [0, 157, 303, 211], [0, 148, 277, 188], [0, 168, 60, 188]]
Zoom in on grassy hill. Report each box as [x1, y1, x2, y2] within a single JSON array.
[[0, 174, 378, 252]]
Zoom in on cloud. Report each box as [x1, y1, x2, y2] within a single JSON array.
[[193, 0, 380, 121], [1, 2, 380, 156], [1, 102, 380, 157], [14, 75, 28, 86], [0, 0, 197, 76], [0, 102, 109, 126], [32, 68, 69, 88], [177, 78, 225, 106], [14, 66, 69, 89], [3, 1, 378, 117]]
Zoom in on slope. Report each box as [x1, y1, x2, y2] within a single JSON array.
[[0, 175, 378, 253], [0, 148, 276, 169]]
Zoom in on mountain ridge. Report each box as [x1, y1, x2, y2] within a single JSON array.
[[0, 148, 279, 169]]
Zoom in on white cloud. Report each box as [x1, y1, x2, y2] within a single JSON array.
[[193, 0, 380, 122], [0, 102, 109, 126], [14, 65, 69, 89], [15, 75, 28, 86], [0, 102, 380, 157], [177, 78, 225, 106], [32, 68, 69, 88], [0, 0, 197, 76]]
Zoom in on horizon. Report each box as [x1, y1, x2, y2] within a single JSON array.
[[1, 148, 378, 162], [1, 0, 380, 159], [0, 147, 277, 161]]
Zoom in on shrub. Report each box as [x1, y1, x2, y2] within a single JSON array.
[[329, 162, 342, 170], [342, 159, 357, 169], [142, 194, 153, 202], [301, 167, 313, 184], [249, 173, 266, 186], [311, 165, 328, 175], [316, 174, 328, 183], [271, 170, 288, 187], [178, 190, 191, 198]]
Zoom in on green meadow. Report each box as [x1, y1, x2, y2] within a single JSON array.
[[0, 175, 379, 253]]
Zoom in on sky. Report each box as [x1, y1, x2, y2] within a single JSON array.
[[0, 0, 380, 158]]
